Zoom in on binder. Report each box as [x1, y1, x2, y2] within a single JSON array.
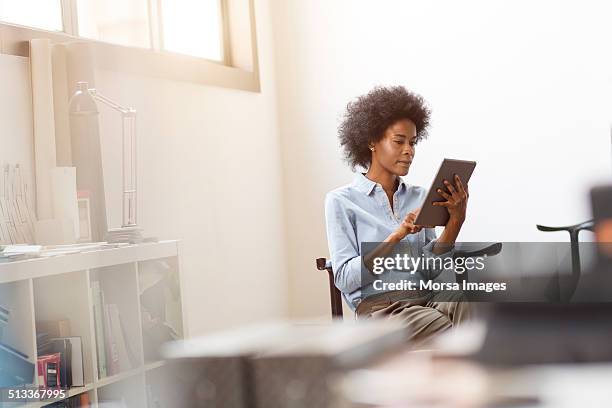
[[50, 337, 84, 387], [0, 342, 34, 387], [67, 337, 85, 387], [91, 281, 107, 377], [49, 338, 72, 388]]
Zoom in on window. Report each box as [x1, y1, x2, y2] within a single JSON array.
[[0, 0, 259, 91], [0, 0, 225, 61], [0, 0, 63, 31], [160, 0, 224, 62], [76, 0, 151, 49]]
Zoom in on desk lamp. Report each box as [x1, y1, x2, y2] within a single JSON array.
[[69, 81, 142, 243]]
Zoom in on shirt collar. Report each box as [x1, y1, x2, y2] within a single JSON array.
[[353, 173, 407, 195]]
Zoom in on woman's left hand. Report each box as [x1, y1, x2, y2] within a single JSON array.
[[433, 174, 469, 224]]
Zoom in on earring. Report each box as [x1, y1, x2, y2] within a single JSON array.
[[370, 147, 375, 152]]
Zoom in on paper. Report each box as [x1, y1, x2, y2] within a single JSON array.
[[30, 39, 58, 221], [2, 245, 42, 256], [51, 167, 79, 241]]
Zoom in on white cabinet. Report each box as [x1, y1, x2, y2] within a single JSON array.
[[0, 241, 186, 407]]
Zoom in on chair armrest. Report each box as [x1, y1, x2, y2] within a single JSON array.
[[316, 257, 332, 270], [536, 220, 594, 234], [454, 242, 503, 259]]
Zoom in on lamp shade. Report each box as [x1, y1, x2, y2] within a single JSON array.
[[68, 81, 98, 115]]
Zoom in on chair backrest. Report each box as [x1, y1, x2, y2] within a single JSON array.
[[315, 258, 343, 319]]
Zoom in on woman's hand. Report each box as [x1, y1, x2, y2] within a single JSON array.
[[392, 210, 423, 241], [433, 174, 469, 224]]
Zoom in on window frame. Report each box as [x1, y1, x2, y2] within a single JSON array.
[[0, 0, 260, 92]]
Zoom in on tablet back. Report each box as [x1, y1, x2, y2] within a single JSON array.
[[415, 158, 476, 226]]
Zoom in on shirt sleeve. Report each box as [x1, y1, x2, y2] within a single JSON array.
[[324, 193, 368, 294], [420, 227, 456, 283]]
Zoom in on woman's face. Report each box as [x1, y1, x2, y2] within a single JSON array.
[[370, 119, 417, 176]]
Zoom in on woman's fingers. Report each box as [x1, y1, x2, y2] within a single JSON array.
[[436, 188, 451, 200], [444, 179, 456, 194], [408, 225, 422, 234], [454, 174, 466, 195], [399, 210, 426, 235], [432, 200, 450, 207]]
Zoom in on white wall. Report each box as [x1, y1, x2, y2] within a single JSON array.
[[271, 0, 612, 318], [94, 0, 288, 335]]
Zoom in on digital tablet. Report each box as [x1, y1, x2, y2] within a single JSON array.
[[414, 158, 476, 226]]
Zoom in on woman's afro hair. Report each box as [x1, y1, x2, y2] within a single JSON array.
[[338, 86, 431, 170]]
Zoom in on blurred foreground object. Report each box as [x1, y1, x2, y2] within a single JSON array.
[[161, 320, 409, 408], [591, 184, 612, 262]]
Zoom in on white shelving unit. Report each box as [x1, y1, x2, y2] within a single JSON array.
[[0, 240, 187, 407]]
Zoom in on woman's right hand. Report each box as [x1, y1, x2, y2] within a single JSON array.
[[392, 210, 423, 241]]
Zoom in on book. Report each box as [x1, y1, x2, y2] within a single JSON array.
[[58, 337, 84, 387], [49, 338, 73, 388], [103, 303, 119, 376], [0, 342, 34, 387], [107, 303, 132, 372], [91, 281, 107, 377], [0, 341, 29, 359], [37, 353, 61, 388]]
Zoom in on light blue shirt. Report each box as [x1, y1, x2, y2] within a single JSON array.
[[324, 173, 454, 311]]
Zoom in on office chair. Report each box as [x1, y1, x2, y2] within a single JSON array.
[[316, 242, 503, 319], [536, 220, 595, 301]]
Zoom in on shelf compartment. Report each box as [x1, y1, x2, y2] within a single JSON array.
[[0, 279, 37, 385], [33, 271, 95, 386], [144, 363, 190, 408], [138, 257, 183, 364], [90, 263, 144, 380], [97, 372, 146, 408]]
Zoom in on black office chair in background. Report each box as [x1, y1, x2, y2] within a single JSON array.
[[316, 242, 503, 319], [536, 220, 595, 301]]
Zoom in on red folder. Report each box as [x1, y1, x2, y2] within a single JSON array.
[[37, 353, 61, 388]]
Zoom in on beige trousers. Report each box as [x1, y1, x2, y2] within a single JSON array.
[[356, 290, 471, 345]]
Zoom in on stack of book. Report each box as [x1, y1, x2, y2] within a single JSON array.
[[36, 338, 84, 389], [91, 281, 137, 377], [36, 320, 85, 389]]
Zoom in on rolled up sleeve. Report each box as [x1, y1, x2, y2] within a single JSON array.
[[324, 193, 365, 294]]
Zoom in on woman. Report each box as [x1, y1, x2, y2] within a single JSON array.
[[325, 86, 470, 343]]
